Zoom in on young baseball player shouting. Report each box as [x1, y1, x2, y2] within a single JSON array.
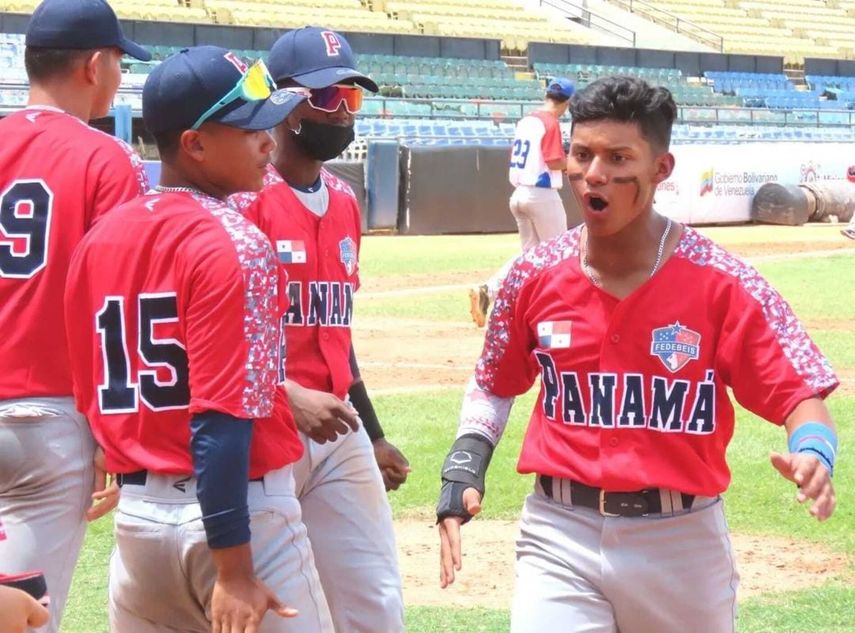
[[232, 27, 407, 633], [438, 76, 839, 633], [65, 47, 335, 632], [0, 1, 149, 629]]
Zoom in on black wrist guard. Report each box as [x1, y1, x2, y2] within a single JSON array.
[[436, 433, 494, 524]]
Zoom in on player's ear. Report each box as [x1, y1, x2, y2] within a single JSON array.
[[652, 151, 675, 185], [283, 111, 302, 135], [179, 130, 205, 163], [82, 50, 102, 86]]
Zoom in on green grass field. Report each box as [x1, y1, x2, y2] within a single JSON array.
[[62, 229, 854, 632]]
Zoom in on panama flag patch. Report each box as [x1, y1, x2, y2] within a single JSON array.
[[650, 322, 701, 373], [537, 321, 572, 349], [276, 240, 306, 264]]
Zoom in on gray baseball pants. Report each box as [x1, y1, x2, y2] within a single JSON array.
[[0, 397, 95, 633], [511, 479, 739, 633]]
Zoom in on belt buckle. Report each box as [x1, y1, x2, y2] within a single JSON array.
[[599, 489, 620, 517]]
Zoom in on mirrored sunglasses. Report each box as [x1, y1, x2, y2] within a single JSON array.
[[191, 59, 276, 130]]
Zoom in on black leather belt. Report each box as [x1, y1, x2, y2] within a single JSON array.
[[539, 475, 695, 517], [116, 471, 263, 487]]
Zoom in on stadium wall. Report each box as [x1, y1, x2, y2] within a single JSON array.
[[804, 58, 855, 78], [528, 43, 784, 77], [398, 145, 581, 234]]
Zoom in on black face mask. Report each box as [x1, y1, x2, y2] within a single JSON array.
[[294, 120, 355, 161]]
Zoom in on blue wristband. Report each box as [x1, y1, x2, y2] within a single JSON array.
[[788, 422, 837, 477]]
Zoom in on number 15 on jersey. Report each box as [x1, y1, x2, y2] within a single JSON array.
[[96, 293, 190, 414]]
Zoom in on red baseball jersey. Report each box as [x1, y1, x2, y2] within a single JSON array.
[[65, 191, 302, 478], [477, 226, 838, 497], [233, 166, 361, 399], [0, 107, 148, 400]]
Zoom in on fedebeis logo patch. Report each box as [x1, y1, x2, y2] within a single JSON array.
[[651, 322, 701, 373], [339, 236, 357, 275], [537, 321, 572, 349]]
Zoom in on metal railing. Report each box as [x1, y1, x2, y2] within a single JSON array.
[[3, 91, 854, 129], [603, 0, 723, 52], [540, 0, 636, 46], [361, 97, 855, 127]]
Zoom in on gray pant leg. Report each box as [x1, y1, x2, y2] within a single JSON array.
[[604, 499, 739, 633], [0, 400, 95, 633], [511, 493, 617, 633], [109, 470, 333, 633], [295, 428, 404, 633]]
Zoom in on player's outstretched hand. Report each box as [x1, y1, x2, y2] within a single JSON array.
[[770, 451, 836, 521], [285, 380, 359, 444], [87, 446, 119, 521], [0, 585, 49, 633], [373, 438, 411, 491], [438, 487, 482, 589], [211, 574, 297, 633]]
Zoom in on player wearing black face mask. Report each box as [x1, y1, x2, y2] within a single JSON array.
[[229, 26, 409, 633], [293, 117, 356, 162]]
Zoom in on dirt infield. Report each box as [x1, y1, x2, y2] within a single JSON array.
[[356, 225, 854, 609], [394, 519, 850, 609]]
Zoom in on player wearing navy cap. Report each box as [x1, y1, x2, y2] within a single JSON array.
[[65, 47, 335, 632], [232, 27, 407, 633], [469, 77, 574, 327], [0, 1, 149, 630], [439, 76, 839, 633]]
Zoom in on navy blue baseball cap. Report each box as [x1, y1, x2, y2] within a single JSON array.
[[268, 26, 378, 92], [547, 77, 575, 100], [26, 0, 151, 61], [143, 46, 305, 134]]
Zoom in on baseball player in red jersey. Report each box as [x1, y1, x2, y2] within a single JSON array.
[[232, 27, 408, 633], [438, 76, 839, 633], [0, 1, 149, 629], [469, 78, 573, 327], [64, 47, 335, 632]]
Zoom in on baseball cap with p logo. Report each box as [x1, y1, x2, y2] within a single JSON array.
[[26, 0, 151, 61], [142, 46, 305, 135], [267, 26, 378, 92]]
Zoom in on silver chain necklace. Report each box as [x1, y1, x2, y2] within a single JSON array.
[[154, 185, 207, 196], [582, 217, 672, 287]]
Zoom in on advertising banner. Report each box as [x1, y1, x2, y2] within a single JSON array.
[[655, 143, 855, 224]]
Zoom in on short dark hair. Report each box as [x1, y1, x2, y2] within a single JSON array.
[[24, 46, 96, 82], [570, 76, 677, 150], [151, 129, 183, 162], [546, 91, 570, 104]]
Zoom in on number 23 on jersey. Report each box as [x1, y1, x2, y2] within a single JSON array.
[[510, 140, 530, 169]]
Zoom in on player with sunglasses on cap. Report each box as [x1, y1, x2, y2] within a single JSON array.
[[232, 26, 407, 632], [0, 1, 150, 630], [65, 46, 336, 632]]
